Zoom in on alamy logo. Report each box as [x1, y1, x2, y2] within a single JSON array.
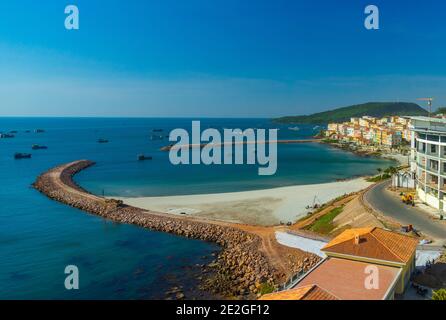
[[64, 265, 79, 290], [364, 5, 379, 30], [65, 5, 79, 30], [168, 121, 277, 175], [364, 265, 379, 290]]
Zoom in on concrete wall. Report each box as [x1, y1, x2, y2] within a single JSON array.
[[417, 188, 440, 209]]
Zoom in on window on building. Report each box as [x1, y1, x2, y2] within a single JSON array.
[[431, 144, 437, 153], [430, 160, 439, 170], [431, 176, 439, 187], [428, 135, 439, 141]]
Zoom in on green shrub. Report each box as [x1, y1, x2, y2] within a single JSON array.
[[366, 173, 391, 182], [306, 206, 344, 234], [259, 282, 275, 295], [432, 288, 446, 300]]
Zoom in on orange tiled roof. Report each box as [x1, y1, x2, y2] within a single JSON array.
[[322, 227, 418, 264], [297, 258, 401, 300], [259, 284, 339, 301]]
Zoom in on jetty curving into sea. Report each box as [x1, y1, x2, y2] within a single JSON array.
[[160, 139, 321, 151], [33, 160, 319, 298]]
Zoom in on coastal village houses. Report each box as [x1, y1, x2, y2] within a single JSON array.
[[326, 116, 410, 147], [260, 227, 418, 300]]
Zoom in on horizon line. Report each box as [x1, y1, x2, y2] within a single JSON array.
[[0, 115, 277, 119]]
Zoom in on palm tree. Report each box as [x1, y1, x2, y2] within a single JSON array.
[[402, 171, 412, 190], [377, 168, 382, 179], [386, 166, 398, 175]]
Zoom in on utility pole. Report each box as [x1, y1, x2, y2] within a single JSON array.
[[417, 98, 434, 118]]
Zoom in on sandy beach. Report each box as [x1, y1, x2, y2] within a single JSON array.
[[114, 178, 373, 226], [384, 153, 409, 166]]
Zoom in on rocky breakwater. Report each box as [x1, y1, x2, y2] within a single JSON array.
[[33, 160, 281, 298]]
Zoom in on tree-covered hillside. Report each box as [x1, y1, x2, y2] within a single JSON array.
[[274, 102, 428, 124]]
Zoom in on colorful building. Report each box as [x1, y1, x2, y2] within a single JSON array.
[[326, 115, 409, 146]]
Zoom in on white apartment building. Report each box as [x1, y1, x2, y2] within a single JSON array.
[[410, 116, 446, 214]]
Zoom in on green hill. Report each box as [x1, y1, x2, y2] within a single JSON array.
[[274, 102, 428, 124], [435, 107, 446, 114]]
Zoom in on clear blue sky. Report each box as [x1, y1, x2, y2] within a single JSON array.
[[0, 0, 445, 117]]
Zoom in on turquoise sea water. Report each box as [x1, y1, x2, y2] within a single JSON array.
[[0, 117, 394, 299]]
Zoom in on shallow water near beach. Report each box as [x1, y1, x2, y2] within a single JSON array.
[[0, 117, 394, 299]]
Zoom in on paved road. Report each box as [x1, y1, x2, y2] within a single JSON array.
[[364, 181, 446, 241]]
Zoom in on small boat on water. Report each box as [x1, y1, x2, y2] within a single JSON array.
[[0, 133, 15, 138], [35, 129, 45, 133], [14, 153, 32, 159], [97, 139, 109, 143], [288, 126, 300, 131], [32, 145, 48, 150], [150, 135, 164, 140], [137, 154, 153, 161]]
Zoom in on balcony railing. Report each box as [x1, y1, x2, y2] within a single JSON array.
[[427, 182, 439, 190]]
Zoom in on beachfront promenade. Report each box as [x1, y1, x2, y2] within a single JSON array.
[[33, 160, 319, 299]]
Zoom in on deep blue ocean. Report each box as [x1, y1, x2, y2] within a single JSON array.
[[0, 117, 394, 299]]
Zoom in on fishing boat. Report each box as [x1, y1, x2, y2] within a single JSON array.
[[35, 129, 45, 133], [97, 139, 109, 143], [32, 145, 48, 150], [150, 135, 164, 140], [288, 126, 300, 131], [137, 154, 153, 161], [14, 153, 32, 159], [0, 133, 15, 138]]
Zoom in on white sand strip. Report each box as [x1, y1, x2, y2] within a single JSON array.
[[275, 231, 327, 257], [114, 178, 372, 226]]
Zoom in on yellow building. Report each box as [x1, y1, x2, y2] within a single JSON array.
[[327, 123, 338, 132], [359, 118, 371, 128], [374, 129, 383, 145], [350, 117, 360, 125]]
